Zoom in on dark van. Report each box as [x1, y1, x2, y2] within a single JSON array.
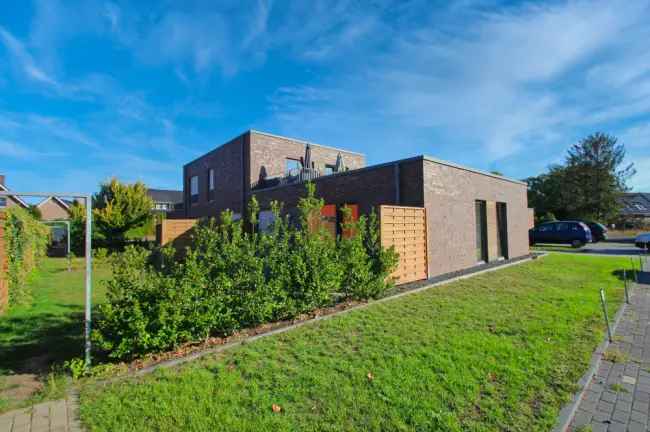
[[529, 221, 593, 247]]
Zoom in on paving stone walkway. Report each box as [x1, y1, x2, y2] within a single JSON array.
[[570, 259, 650, 432], [0, 391, 82, 432]]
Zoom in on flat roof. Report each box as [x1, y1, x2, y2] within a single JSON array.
[[184, 130, 526, 186], [422, 155, 527, 186]]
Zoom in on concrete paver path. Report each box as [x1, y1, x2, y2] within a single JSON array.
[[570, 259, 650, 432], [0, 391, 82, 432]]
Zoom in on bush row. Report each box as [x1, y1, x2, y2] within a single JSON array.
[[94, 184, 399, 360], [4, 207, 50, 306]]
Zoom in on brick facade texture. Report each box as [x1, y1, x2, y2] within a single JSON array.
[[184, 134, 246, 218], [182, 131, 530, 279], [422, 160, 529, 276], [184, 131, 365, 219]]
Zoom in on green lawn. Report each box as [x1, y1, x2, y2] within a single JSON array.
[[0, 257, 110, 412], [80, 255, 628, 432]]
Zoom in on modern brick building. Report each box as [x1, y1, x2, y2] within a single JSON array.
[[183, 130, 530, 278]]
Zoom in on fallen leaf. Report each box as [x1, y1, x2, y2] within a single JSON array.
[[367, 372, 374, 381], [272, 404, 282, 413]]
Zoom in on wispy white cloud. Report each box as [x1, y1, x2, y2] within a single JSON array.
[[265, 0, 650, 171], [0, 26, 60, 87]]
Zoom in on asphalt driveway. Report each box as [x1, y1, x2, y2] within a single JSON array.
[[536, 238, 648, 257]]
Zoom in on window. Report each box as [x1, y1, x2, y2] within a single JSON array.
[[538, 224, 553, 232], [324, 164, 336, 175], [556, 222, 569, 231], [475, 200, 488, 263], [496, 202, 508, 259], [0, 197, 6, 208], [286, 158, 301, 175], [190, 176, 199, 204], [207, 168, 215, 201]]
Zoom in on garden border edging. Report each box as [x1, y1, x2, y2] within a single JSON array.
[[551, 283, 629, 432]]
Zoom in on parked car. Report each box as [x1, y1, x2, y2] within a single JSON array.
[[583, 221, 608, 242], [635, 233, 650, 251], [529, 221, 593, 247]]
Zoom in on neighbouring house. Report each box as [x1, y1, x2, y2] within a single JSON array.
[[617, 192, 650, 227], [182, 130, 530, 282], [147, 189, 184, 216], [0, 174, 29, 210], [36, 196, 72, 221]]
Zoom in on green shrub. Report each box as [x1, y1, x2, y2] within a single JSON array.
[[94, 184, 399, 360], [4, 207, 49, 306]]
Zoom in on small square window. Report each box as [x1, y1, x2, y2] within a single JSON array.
[[0, 197, 6, 208]]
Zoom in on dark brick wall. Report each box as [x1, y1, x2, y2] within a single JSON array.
[[184, 134, 246, 218], [248, 131, 365, 189], [252, 159, 423, 217], [421, 159, 529, 277]]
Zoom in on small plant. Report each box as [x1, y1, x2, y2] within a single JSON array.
[[609, 383, 628, 393], [574, 425, 592, 432], [64, 357, 88, 380], [603, 348, 628, 363]]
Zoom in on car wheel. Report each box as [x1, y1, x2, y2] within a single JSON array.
[[571, 240, 583, 248]]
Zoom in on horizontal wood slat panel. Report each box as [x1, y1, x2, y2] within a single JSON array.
[[379, 205, 428, 285]]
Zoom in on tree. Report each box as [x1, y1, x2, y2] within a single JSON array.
[[525, 165, 571, 220], [563, 133, 635, 221], [69, 201, 87, 256], [27, 205, 42, 220], [525, 132, 636, 224], [93, 178, 154, 241]]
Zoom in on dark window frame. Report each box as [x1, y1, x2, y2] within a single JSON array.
[[190, 175, 199, 204], [475, 200, 488, 263]]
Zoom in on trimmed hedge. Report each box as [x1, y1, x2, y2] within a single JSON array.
[[94, 184, 398, 360], [4, 207, 49, 306]]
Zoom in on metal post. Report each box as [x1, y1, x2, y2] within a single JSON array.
[[600, 288, 613, 343], [631, 257, 637, 284], [623, 269, 630, 304], [84, 195, 93, 368], [66, 221, 71, 272]]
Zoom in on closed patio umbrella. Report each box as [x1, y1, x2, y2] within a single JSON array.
[[334, 152, 346, 172], [304, 144, 312, 169]]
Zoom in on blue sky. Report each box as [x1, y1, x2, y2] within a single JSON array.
[[1, 0, 649, 195]]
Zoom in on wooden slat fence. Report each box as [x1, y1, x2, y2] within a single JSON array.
[[380, 205, 428, 285], [156, 219, 198, 250]]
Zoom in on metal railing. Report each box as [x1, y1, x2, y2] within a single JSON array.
[[252, 168, 325, 190]]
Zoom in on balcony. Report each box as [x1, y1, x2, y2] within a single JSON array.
[[251, 167, 326, 191]]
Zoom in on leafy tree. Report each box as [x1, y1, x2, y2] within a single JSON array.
[[69, 201, 87, 256], [93, 178, 154, 241], [27, 205, 42, 220], [525, 132, 635, 223], [525, 165, 570, 221], [563, 133, 635, 221]]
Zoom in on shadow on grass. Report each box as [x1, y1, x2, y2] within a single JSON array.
[[0, 305, 86, 375], [611, 268, 650, 285]]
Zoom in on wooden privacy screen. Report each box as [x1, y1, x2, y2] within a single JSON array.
[[380, 205, 428, 285], [156, 219, 198, 249], [0, 212, 8, 314]]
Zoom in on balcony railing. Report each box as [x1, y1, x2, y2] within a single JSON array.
[[252, 168, 326, 191]]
